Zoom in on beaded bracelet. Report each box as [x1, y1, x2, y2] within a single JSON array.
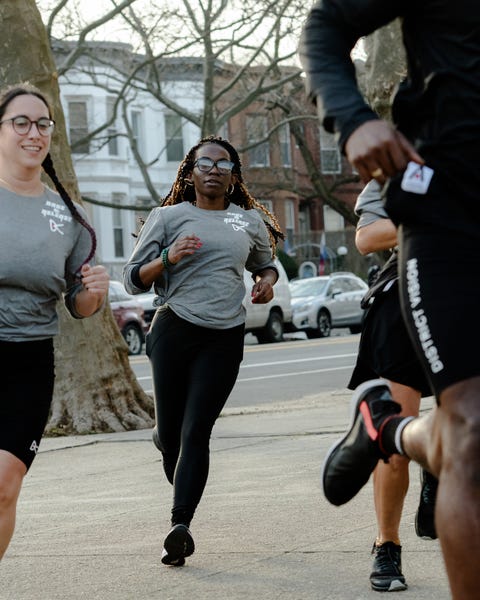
[[161, 247, 173, 270]]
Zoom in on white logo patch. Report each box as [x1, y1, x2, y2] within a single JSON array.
[[29, 440, 39, 454], [401, 162, 434, 195], [41, 198, 72, 234], [224, 212, 249, 233]]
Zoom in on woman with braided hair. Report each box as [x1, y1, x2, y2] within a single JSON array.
[[0, 83, 109, 559], [124, 135, 283, 566]]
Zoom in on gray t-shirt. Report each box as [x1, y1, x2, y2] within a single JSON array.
[[123, 201, 276, 329], [354, 180, 388, 230], [0, 186, 93, 341]]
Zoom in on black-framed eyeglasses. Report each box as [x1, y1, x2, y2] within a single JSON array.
[[194, 156, 234, 175], [0, 115, 55, 137]]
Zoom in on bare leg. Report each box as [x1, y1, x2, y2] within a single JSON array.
[[0, 450, 26, 560], [373, 382, 421, 543], [401, 376, 480, 600]]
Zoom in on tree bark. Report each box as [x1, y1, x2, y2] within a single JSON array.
[[0, 0, 154, 434], [363, 20, 407, 122]]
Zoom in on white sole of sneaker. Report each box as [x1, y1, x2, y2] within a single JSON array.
[[371, 579, 408, 592]]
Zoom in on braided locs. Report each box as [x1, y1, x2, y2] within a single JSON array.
[[42, 153, 97, 273], [162, 135, 284, 254]]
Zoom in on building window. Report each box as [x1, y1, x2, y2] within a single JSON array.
[[279, 124, 292, 167], [106, 97, 118, 156], [285, 198, 295, 246], [164, 114, 184, 162], [319, 128, 341, 174], [246, 114, 269, 167], [324, 204, 344, 231], [68, 100, 89, 154], [131, 110, 143, 158], [112, 193, 125, 258]]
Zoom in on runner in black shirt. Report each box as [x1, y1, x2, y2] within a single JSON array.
[[299, 2, 480, 598]]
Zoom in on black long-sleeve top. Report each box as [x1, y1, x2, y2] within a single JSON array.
[[299, 0, 480, 190]]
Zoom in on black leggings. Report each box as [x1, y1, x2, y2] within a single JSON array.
[[146, 306, 244, 526]]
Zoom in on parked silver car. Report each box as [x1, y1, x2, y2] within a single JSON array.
[[289, 272, 368, 338]]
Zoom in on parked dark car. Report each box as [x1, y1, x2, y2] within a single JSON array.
[[109, 281, 148, 355]]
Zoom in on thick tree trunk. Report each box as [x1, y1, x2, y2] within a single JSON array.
[[0, 0, 154, 434], [363, 20, 407, 121]]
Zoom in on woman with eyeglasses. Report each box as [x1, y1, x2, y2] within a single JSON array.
[[124, 135, 283, 566], [0, 83, 109, 560]]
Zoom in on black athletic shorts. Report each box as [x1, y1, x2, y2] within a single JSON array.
[[0, 338, 55, 469], [348, 280, 432, 397], [398, 224, 480, 398], [385, 165, 480, 398]]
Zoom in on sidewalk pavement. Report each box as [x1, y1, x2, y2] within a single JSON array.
[[1, 391, 449, 600]]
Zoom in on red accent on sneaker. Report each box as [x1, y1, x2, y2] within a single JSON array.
[[377, 414, 398, 456], [360, 401, 378, 441]]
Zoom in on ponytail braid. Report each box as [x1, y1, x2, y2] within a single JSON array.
[[42, 153, 97, 273]]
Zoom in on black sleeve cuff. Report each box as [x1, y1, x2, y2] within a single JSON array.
[[130, 264, 150, 291]]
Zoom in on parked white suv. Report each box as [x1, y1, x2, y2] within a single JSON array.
[[243, 259, 292, 344]]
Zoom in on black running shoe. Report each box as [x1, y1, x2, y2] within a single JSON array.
[[415, 469, 438, 540], [161, 524, 195, 566], [322, 379, 402, 506], [370, 541, 407, 592]]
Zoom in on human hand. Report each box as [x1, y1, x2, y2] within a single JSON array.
[[167, 235, 202, 265], [345, 120, 424, 184], [251, 280, 274, 304], [81, 264, 109, 301]]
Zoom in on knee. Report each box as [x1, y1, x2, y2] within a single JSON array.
[[441, 411, 480, 484], [387, 454, 410, 475], [457, 414, 480, 459], [181, 423, 211, 452], [0, 480, 20, 514]]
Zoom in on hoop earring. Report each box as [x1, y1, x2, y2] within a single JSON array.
[[226, 183, 235, 196], [184, 178, 194, 187]]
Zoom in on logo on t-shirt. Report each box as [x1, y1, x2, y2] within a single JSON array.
[[41, 198, 72, 235], [224, 212, 249, 232]]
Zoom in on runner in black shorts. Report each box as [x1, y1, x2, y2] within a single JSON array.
[[0, 84, 109, 561], [348, 181, 436, 592], [300, 2, 480, 598]]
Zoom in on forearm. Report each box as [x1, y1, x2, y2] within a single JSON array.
[[355, 219, 398, 255], [138, 257, 166, 289], [73, 288, 105, 317], [68, 264, 109, 318]]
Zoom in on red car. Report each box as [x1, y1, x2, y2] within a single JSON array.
[[109, 281, 148, 355]]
